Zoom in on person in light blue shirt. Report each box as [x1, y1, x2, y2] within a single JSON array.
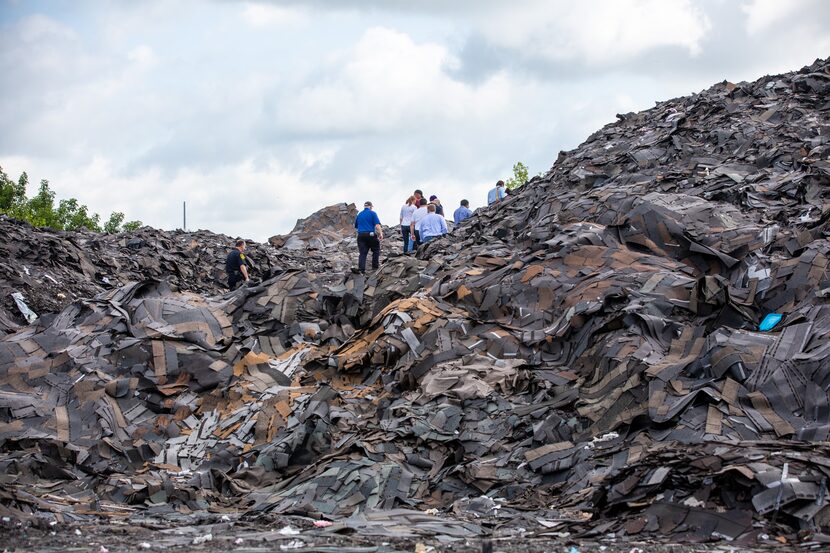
[[354, 201, 383, 272], [416, 204, 448, 244], [453, 199, 473, 225], [487, 180, 506, 205]]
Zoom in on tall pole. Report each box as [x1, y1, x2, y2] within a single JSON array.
[[183, 201, 187, 231]]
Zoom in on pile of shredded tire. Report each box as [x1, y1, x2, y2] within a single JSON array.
[[1, 59, 829, 549]]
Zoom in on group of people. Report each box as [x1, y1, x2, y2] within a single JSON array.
[[400, 189, 456, 254], [225, 180, 513, 287], [356, 181, 511, 273]]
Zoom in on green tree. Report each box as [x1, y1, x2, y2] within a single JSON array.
[[26, 179, 59, 227], [0, 167, 139, 233], [505, 161, 529, 190], [104, 212, 125, 233], [0, 167, 27, 214], [122, 220, 142, 232]]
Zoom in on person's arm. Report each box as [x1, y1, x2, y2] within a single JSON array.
[[440, 217, 448, 235], [240, 263, 250, 281], [375, 223, 383, 240]]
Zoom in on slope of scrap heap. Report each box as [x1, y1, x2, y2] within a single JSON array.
[[1, 58, 829, 546]]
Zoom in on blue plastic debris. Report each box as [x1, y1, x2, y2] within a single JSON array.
[[759, 313, 783, 331]]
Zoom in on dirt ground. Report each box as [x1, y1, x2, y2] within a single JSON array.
[[0, 515, 806, 553]]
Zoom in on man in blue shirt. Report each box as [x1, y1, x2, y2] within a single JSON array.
[[416, 204, 448, 244], [487, 180, 506, 205], [354, 201, 383, 273], [453, 199, 473, 225]]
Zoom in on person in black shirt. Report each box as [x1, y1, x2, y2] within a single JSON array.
[[225, 239, 250, 289]]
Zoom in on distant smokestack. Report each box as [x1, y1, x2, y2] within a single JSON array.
[[183, 201, 187, 231]]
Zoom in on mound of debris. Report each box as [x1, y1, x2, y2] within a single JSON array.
[[269, 202, 359, 250], [1, 59, 829, 548], [0, 203, 403, 334]]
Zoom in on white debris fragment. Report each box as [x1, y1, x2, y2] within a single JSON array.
[[585, 432, 620, 449], [279, 539, 305, 550], [192, 533, 213, 545], [278, 526, 301, 535], [234, 537, 244, 545], [11, 292, 37, 324], [74, 528, 82, 536], [139, 542, 152, 549]]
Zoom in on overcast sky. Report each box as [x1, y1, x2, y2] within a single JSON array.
[[1, 0, 828, 241]]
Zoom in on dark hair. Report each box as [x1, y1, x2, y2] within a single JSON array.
[[414, 189, 423, 196], [235, 239, 245, 247], [496, 180, 505, 187], [419, 198, 427, 206], [460, 199, 469, 207]]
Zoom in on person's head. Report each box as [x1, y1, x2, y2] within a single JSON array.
[[419, 198, 427, 206], [460, 199, 469, 207], [427, 204, 436, 213], [414, 189, 423, 200], [429, 195, 437, 202], [235, 239, 246, 251], [364, 201, 373, 210], [406, 195, 416, 205], [496, 180, 505, 188]]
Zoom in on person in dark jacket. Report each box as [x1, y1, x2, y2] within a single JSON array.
[[429, 195, 444, 216], [225, 239, 249, 289]]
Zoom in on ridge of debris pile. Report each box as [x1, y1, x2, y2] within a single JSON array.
[[1, 58, 829, 548], [0, 207, 402, 334]]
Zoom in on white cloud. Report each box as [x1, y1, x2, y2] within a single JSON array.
[[742, 0, 800, 35], [241, 2, 308, 27], [127, 45, 157, 67], [475, 0, 711, 64], [276, 27, 512, 134]]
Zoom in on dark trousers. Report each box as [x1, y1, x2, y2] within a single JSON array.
[[401, 225, 411, 253], [357, 233, 380, 272], [228, 273, 243, 290], [413, 229, 421, 248]]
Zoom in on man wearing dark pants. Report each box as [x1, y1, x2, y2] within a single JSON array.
[[354, 201, 384, 273]]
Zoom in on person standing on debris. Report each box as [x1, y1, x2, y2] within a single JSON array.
[[400, 196, 417, 254], [225, 239, 250, 289], [355, 201, 383, 273], [429, 195, 445, 216], [417, 204, 448, 244], [453, 199, 473, 225], [487, 180, 506, 205], [410, 198, 429, 248]]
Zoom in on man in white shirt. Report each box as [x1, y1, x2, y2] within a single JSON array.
[[400, 199, 417, 253], [409, 198, 429, 248]]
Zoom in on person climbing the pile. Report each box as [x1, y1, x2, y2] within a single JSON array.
[[429, 195, 445, 216], [399, 195, 417, 253], [225, 239, 250, 289], [487, 180, 506, 205], [416, 203, 448, 244], [453, 199, 473, 225], [410, 198, 428, 248], [355, 200, 383, 273]]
